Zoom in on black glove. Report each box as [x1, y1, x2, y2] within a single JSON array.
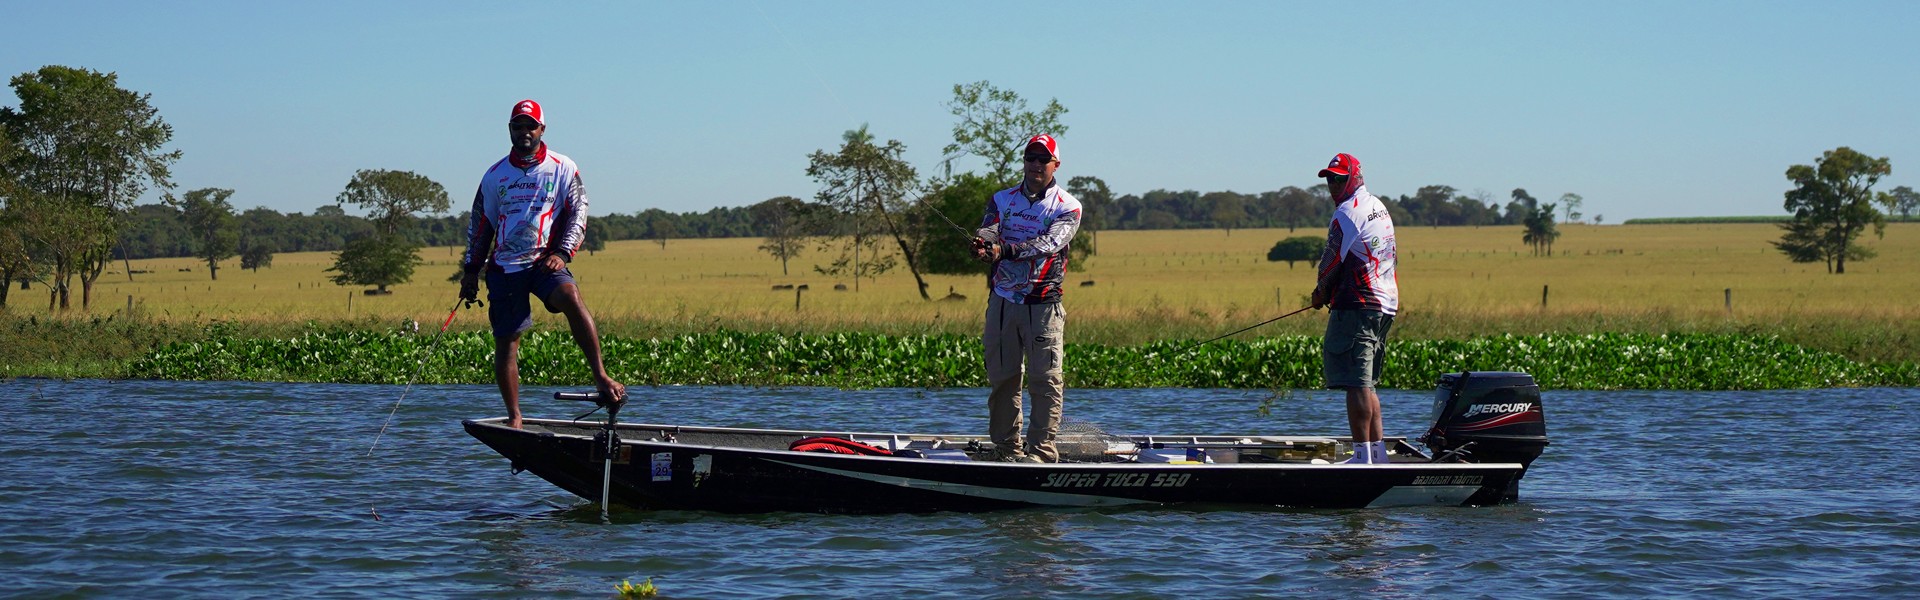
[[459, 270, 480, 303]]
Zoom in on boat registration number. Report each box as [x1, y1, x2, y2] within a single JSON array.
[[1042, 472, 1191, 489]]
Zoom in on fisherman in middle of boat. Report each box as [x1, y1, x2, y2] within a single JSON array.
[[1310, 152, 1400, 464], [969, 134, 1083, 463]]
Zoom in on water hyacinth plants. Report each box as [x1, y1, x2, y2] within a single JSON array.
[[128, 328, 1917, 391]]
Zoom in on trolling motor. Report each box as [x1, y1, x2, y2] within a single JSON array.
[[1422, 371, 1550, 468], [556, 391, 625, 519]]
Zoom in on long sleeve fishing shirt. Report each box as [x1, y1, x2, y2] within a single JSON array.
[[979, 180, 1082, 304], [461, 143, 589, 274], [1316, 185, 1400, 314]]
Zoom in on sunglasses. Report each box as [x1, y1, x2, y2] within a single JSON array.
[[1023, 154, 1055, 164]]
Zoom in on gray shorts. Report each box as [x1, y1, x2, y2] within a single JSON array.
[[1323, 309, 1394, 389]]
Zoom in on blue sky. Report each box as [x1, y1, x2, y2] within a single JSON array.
[[6, 1, 1916, 222]]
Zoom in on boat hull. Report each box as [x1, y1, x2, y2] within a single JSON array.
[[464, 418, 1527, 514]]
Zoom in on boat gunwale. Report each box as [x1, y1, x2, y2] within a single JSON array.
[[463, 417, 1529, 470]]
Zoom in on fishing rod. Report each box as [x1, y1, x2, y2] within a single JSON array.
[[926, 202, 976, 237], [367, 296, 481, 456], [1122, 305, 1316, 370]]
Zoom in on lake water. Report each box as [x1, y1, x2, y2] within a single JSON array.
[[3, 378, 1916, 598]]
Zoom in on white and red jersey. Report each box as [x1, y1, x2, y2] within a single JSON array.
[[980, 181, 1082, 304], [1317, 185, 1399, 314], [460, 144, 589, 274]]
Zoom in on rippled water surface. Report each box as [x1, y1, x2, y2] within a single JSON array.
[[3, 379, 1916, 598]]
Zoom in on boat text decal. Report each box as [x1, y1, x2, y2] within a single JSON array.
[[1410, 474, 1483, 485], [764, 460, 1154, 507], [1042, 472, 1191, 489]]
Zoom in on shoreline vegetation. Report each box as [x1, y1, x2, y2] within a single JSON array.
[[5, 225, 1917, 389], [5, 309, 1915, 390]]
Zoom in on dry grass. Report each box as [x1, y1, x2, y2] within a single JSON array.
[[11, 223, 1918, 360]]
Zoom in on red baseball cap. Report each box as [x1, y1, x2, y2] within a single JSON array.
[[1024, 134, 1060, 160], [1318, 153, 1360, 177], [510, 99, 544, 125]]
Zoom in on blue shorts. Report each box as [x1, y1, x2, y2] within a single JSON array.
[[485, 267, 576, 338]]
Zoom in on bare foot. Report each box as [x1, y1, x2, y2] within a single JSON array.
[[507, 417, 522, 429]]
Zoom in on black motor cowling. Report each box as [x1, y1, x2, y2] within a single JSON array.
[[1422, 371, 1549, 468]]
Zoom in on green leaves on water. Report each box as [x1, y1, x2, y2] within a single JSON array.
[[128, 329, 1918, 390]]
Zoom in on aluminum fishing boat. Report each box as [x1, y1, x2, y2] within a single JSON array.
[[464, 371, 1549, 514]]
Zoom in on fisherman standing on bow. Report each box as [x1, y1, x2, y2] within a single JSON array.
[[970, 134, 1082, 463], [459, 99, 626, 429], [1310, 153, 1400, 464]]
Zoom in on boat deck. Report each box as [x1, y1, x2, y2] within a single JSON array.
[[516, 418, 1425, 465]]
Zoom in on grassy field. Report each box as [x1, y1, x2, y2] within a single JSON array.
[[6, 223, 1919, 369]]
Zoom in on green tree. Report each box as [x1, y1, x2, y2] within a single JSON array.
[[1205, 191, 1248, 236], [581, 222, 607, 255], [0, 129, 29, 308], [336, 169, 449, 238], [1522, 203, 1560, 256], [1560, 192, 1584, 224], [942, 81, 1069, 185], [179, 187, 238, 280], [750, 196, 811, 275], [1273, 186, 1322, 232], [327, 236, 419, 294], [240, 242, 274, 272], [806, 124, 925, 298], [1505, 188, 1538, 225], [1064, 175, 1110, 260], [0, 65, 179, 310], [1774, 147, 1891, 274], [0, 206, 31, 309], [918, 173, 1001, 276], [1881, 185, 1918, 219], [639, 208, 677, 249], [328, 170, 445, 292], [1266, 236, 1323, 269]]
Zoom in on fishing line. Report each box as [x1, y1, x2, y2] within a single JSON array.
[[1121, 305, 1315, 371], [367, 297, 479, 457]]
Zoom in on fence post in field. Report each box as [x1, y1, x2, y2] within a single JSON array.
[[126, 295, 133, 314], [1725, 288, 1732, 314], [795, 287, 803, 311], [348, 291, 353, 315], [1541, 284, 1549, 309]]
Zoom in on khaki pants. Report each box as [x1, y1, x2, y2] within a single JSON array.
[[984, 295, 1066, 462]]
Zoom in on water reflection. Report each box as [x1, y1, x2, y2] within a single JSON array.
[[1311, 511, 1424, 595], [966, 511, 1091, 593]]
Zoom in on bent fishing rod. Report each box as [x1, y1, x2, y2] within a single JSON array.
[[367, 296, 482, 456], [1122, 305, 1316, 370]]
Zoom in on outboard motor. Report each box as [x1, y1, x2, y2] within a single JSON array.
[[1422, 371, 1549, 470]]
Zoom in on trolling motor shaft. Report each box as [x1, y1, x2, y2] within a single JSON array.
[[555, 391, 625, 519]]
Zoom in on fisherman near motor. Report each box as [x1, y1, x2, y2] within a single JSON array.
[[464, 370, 1550, 514]]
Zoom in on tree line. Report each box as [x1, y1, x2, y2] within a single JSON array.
[[103, 174, 1594, 265], [10, 63, 1899, 312]]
